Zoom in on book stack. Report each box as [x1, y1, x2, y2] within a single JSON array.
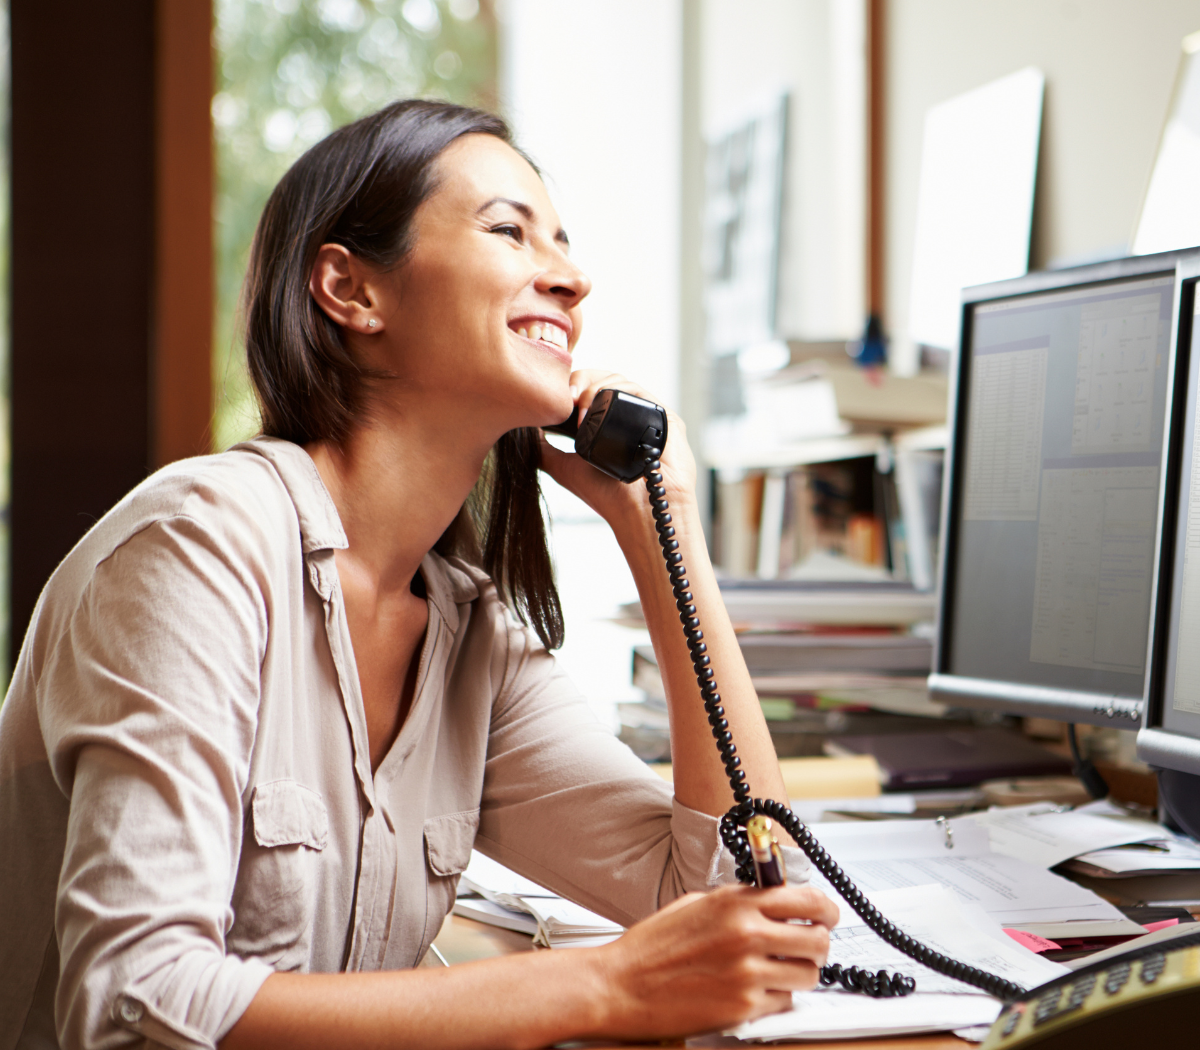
[[453, 851, 624, 949], [618, 580, 972, 763]]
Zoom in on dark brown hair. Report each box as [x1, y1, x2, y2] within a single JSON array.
[[243, 99, 563, 650]]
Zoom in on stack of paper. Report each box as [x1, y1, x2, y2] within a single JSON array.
[[515, 897, 625, 949], [964, 800, 1200, 914], [1070, 835, 1200, 877], [965, 801, 1169, 868], [454, 852, 623, 949], [731, 884, 1067, 1042], [802, 818, 1139, 938]]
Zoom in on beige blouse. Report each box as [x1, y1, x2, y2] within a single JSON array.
[[0, 437, 791, 1050]]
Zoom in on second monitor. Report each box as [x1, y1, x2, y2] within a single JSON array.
[[930, 251, 1196, 726]]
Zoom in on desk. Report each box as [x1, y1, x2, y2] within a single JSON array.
[[428, 913, 969, 1050]]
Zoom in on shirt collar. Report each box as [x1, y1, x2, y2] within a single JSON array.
[[235, 436, 348, 554], [237, 436, 483, 625], [420, 553, 480, 631]]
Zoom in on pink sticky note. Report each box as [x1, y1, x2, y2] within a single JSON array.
[[1143, 918, 1180, 933], [1003, 928, 1062, 954]]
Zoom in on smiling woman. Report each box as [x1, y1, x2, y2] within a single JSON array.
[[244, 103, 571, 653], [0, 99, 836, 1050]]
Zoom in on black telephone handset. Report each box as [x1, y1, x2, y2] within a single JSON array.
[[548, 389, 1021, 1001], [547, 388, 668, 482]]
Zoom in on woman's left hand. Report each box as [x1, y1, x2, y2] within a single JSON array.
[[538, 370, 696, 530]]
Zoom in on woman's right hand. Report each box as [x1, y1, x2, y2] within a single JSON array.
[[587, 883, 839, 1040]]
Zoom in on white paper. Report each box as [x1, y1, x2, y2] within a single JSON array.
[[788, 794, 918, 824], [1074, 834, 1200, 874], [459, 850, 558, 900], [825, 885, 1068, 994], [731, 885, 1064, 1042], [968, 805, 1165, 868], [516, 896, 623, 936], [908, 67, 1043, 352], [457, 851, 624, 948], [1134, 45, 1200, 255], [451, 897, 539, 936], [732, 990, 1001, 1042], [805, 819, 1127, 927]]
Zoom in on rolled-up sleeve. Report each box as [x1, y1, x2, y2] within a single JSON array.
[[41, 515, 274, 1050], [474, 607, 809, 929]]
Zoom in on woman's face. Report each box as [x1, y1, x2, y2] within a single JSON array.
[[368, 133, 591, 433]]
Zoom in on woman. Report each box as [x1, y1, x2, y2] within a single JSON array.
[[0, 100, 836, 1050]]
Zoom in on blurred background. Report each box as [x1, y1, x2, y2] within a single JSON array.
[[4, 0, 1200, 748]]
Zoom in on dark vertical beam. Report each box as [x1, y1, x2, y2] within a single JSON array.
[[10, 1, 156, 655], [10, 1, 215, 661], [867, 0, 886, 322], [154, 0, 215, 468]]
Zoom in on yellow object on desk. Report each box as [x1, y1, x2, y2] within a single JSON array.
[[647, 754, 881, 799]]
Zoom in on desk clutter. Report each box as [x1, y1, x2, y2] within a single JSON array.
[[453, 851, 623, 949], [450, 799, 1200, 1043], [616, 579, 1089, 800], [618, 579, 983, 765]]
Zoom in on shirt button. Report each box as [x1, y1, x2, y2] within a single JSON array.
[[118, 998, 144, 1024]]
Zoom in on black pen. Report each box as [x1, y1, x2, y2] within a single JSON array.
[[746, 815, 786, 888]]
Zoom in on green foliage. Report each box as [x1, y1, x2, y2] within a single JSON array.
[[212, 0, 497, 448]]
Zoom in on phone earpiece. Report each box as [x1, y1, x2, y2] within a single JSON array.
[[545, 389, 668, 483]]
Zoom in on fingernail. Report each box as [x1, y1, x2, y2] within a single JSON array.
[[569, 385, 580, 400]]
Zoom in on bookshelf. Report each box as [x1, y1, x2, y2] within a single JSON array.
[[705, 352, 950, 585]]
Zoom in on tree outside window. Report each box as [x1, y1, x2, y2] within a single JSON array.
[[212, 0, 497, 448]]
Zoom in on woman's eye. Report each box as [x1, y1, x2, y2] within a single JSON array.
[[491, 224, 523, 243]]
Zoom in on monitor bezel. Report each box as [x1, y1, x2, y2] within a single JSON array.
[[1139, 252, 1200, 774], [929, 249, 1194, 728]]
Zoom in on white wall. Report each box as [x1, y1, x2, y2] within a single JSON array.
[[886, 0, 1200, 367], [500, 0, 682, 725], [501, 0, 681, 408], [701, 0, 867, 341]]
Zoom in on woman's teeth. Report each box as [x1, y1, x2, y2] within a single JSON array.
[[515, 323, 568, 349]]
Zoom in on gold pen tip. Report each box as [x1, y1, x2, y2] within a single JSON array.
[[746, 815, 774, 849]]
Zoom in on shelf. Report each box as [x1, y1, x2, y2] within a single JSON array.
[[894, 425, 949, 453], [707, 433, 888, 474], [706, 426, 948, 474]]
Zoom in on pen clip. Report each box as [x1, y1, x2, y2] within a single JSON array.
[[936, 815, 954, 850]]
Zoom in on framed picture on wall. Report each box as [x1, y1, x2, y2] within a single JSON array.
[[703, 92, 789, 368]]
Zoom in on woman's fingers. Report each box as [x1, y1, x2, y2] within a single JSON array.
[[569, 369, 657, 418], [591, 882, 842, 1041], [755, 885, 841, 929], [751, 914, 832, 959]]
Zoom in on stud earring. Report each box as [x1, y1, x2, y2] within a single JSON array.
[[368, 319, 377, 328]]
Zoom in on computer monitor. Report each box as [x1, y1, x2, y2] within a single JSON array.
[[930, 251, 1196, 728], [1140, 253, 1200, 775]]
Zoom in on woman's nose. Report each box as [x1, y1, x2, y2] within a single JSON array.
[[538, 253, 592, 305]]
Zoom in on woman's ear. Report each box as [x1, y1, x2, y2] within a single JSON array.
[[309, 244, 385, 334]]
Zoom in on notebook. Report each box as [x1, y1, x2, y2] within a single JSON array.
[[826, 728, 1071, 789]]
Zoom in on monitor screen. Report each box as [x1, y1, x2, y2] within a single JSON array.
[[1150, 281, 1200, 760], [940, 271, 1177, 711]]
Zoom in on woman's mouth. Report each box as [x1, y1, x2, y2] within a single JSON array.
[[511, 320, 571, 361]]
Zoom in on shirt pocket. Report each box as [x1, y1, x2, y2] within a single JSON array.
[[420, 808, 480, 954], [228, 780, 329, 970]]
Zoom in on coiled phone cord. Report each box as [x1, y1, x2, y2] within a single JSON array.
[[639, 445, 1026, 1002]]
